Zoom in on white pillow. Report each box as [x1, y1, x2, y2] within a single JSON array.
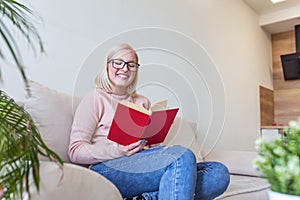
[[163, 117, 203, 162], [24, 81, 81, 163]]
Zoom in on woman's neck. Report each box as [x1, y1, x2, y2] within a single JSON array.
[[112, 87, 129, 96]]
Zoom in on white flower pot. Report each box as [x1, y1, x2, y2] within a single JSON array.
[[269, 190, 300, 200]]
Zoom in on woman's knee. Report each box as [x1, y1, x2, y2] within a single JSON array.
[[164, 145, 196, 164], [213, 162, 230, 184], [181, 146, 196, 164], [202, 162, 229, 183], [195, 162, 230, 200], [210, 162, 230, 196]]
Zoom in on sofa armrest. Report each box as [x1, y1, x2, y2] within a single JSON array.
[[30, 161, 122, 200], [203, 150, 260, 177]]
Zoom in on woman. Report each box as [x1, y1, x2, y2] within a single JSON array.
[[68, 43, 229, 200]]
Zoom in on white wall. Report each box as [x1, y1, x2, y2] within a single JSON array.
[[1, 0, 273, 153]]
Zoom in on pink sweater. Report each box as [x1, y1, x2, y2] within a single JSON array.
[[68, 88, 150, 165]]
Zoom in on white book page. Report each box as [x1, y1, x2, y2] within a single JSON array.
[[150, 99, 168, 112]]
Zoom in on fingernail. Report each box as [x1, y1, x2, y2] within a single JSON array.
[[140, 139, 148, 144]]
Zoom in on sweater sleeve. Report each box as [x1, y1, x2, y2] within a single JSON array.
[[68, 91, 123, 165]]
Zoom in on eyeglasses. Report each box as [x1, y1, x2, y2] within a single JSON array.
[[108, 59, 140, 72]]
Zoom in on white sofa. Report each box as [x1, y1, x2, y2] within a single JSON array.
[[24, 81, 270, 200]]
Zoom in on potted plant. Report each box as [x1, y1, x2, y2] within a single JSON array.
[[254, 119, 300, 200], [0, 0, 62, 199]]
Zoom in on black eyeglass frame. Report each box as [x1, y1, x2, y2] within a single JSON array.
[[108, 59, 140, 72]]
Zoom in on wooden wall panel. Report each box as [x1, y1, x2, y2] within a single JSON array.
[[274, 88, 300, 124], [260, 86, 274, 126], [272, 30, 300, 125]]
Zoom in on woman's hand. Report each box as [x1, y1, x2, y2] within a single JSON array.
[[143, 143, 161, 150], [118, 140, 148, 156]]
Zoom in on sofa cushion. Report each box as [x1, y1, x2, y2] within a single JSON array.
[[164, 117, 203, 162], [203, 149, 260, 177], [24, 81, 81, 163]]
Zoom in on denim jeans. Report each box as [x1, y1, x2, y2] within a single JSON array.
[[91, 145, 229, 200]]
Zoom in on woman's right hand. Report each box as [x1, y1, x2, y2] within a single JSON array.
[[118, 140, 148, 156]]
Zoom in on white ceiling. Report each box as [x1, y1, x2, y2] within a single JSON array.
[[242, 0, 300, 34]]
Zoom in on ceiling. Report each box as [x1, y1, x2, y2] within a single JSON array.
[[242, 0, 300, 34]]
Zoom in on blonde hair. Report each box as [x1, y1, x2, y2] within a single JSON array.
[[95, 43, 139, 96]]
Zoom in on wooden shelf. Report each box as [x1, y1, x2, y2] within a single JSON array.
[[260, 125, 287, 129]]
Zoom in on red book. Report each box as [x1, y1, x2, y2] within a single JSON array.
[[108, 100, 179, 145]]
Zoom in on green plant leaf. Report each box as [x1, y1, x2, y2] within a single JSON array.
[[255, 124, 300, 196], [0, 0, 44, 89], [0, 90, 63, 199]]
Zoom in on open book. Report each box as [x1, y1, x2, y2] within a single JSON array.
[[107, 100, 179, 145]]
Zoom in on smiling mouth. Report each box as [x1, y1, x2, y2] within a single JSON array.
[[116, 73, 129, 79]]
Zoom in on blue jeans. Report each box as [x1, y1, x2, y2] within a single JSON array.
[[91, 145, 229, 200]]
